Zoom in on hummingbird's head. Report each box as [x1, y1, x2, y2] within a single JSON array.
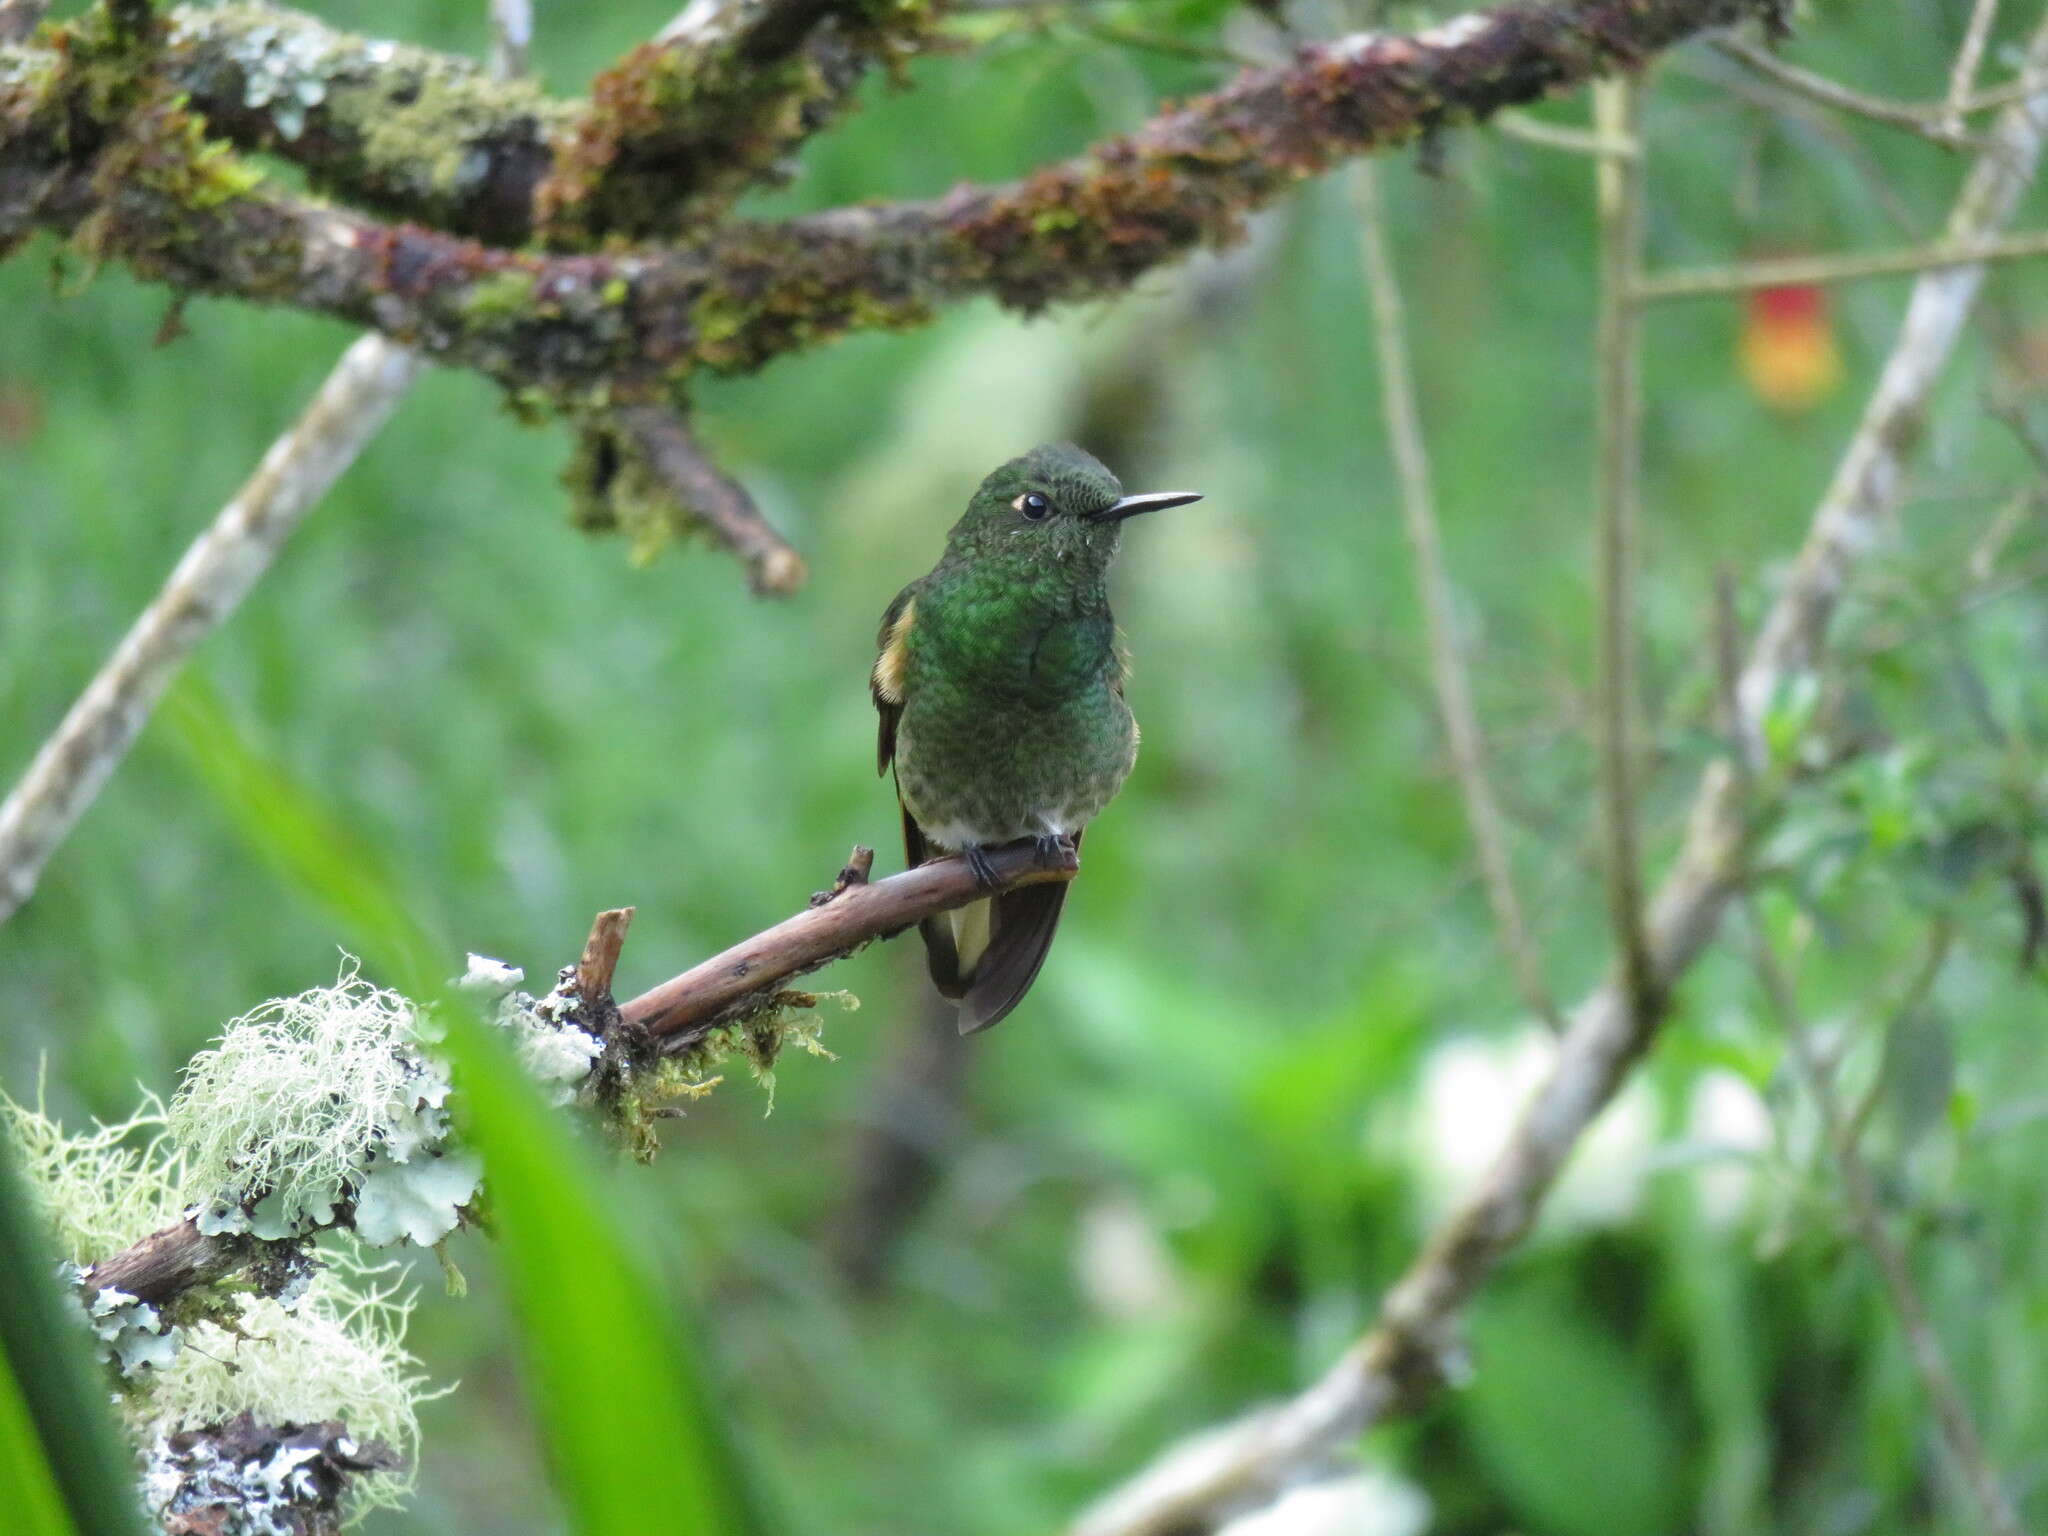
[[944, 443, 1201, 569]]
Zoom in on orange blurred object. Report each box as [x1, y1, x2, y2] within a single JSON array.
[[1741, 283, 1842, 414]]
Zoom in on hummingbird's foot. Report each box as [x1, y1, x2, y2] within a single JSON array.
[[965, 845, 1003, 891], [1032, 832, 1080, 872]]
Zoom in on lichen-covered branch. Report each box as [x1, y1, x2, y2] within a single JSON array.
[[154, 4, 575, 244], [1069, 28, 2048, 1536], [2, 0, 1776, 397], [146, 1413, 401, 1536], [151, 0, 930, 246], [70, 839, 1068, 1311], [535, 0, 933, 244]]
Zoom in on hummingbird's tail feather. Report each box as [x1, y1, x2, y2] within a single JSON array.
[[902, 804, 1077, 1029], [918, 912, 970, 998], [957, 880, 1069, 1033], [902, 800, 969, 998]]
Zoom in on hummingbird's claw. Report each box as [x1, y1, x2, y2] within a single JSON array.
[[965, 846, 1002, 891], [1032, 833, 1079, 872]]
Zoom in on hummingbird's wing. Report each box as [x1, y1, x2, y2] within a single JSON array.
[[871, 582, 971, 997], [871, 583, 918, 776]]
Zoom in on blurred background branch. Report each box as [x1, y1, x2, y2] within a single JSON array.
[[1070, 20, 2048, 1534], [1351, 158, 1564, 1034], [0, 336, 421, 926]]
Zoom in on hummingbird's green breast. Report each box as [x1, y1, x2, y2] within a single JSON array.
[[889, 558, 1138, 851]]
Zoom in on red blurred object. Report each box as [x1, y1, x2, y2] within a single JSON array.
[[1741, 282, 1842, 414]]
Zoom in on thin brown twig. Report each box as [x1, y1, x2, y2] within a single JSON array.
[[1592, 76, 1656, 1015], [1635, 229, 2048, 300], [576, 907, 636, 1003], [1350, 160, 1565, 1035], [611, 407, 808, 596], [1743, 904, 2022, 1536], [1945, 0, 2001, 135], [1683, 53, 1928, 237], [1713, 36, 1979, 147]]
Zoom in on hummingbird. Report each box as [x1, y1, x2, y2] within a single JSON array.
[[871, 443, 1201, 1032]]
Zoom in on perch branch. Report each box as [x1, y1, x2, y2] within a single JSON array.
[[1743, 906, 2022, 1536], [1, 0, 1775, 395], [620, 840, 1075, 1043], [73, 843, 1068, 1307], [0, 335, 421, 927], [1068, 27, 2048, 1536], [1350, 159, 1563, 1034]]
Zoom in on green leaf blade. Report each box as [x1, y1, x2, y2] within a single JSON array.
[[437, 1006, 765, 1536]]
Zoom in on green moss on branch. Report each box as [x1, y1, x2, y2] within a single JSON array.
[[161, 4, 572, 244], [4, 0, 1776, 397], [155, 0, 934, 247], [535, 0, 936, 246]]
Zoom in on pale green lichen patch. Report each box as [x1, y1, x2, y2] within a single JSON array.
[[174, 962, 476, 1247], [164, 4, 574, 238], [1, 1087, 188, 1264]]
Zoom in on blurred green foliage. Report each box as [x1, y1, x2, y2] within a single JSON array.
[[4, 1, 2048, 1533]]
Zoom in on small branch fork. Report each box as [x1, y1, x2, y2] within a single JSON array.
[[612, 406, 806, 595]]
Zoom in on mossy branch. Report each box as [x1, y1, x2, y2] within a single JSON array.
[[152, 0, 929, 246], [3, 0, 1777, 398]]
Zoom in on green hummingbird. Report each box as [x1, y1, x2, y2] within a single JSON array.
[[871, 443, 1201, 1032]]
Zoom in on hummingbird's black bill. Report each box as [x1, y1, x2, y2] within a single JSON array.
[[1091, 491, 1204, 522]]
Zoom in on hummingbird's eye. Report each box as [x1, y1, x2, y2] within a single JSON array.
[[1014, 492, 1052, 521]]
